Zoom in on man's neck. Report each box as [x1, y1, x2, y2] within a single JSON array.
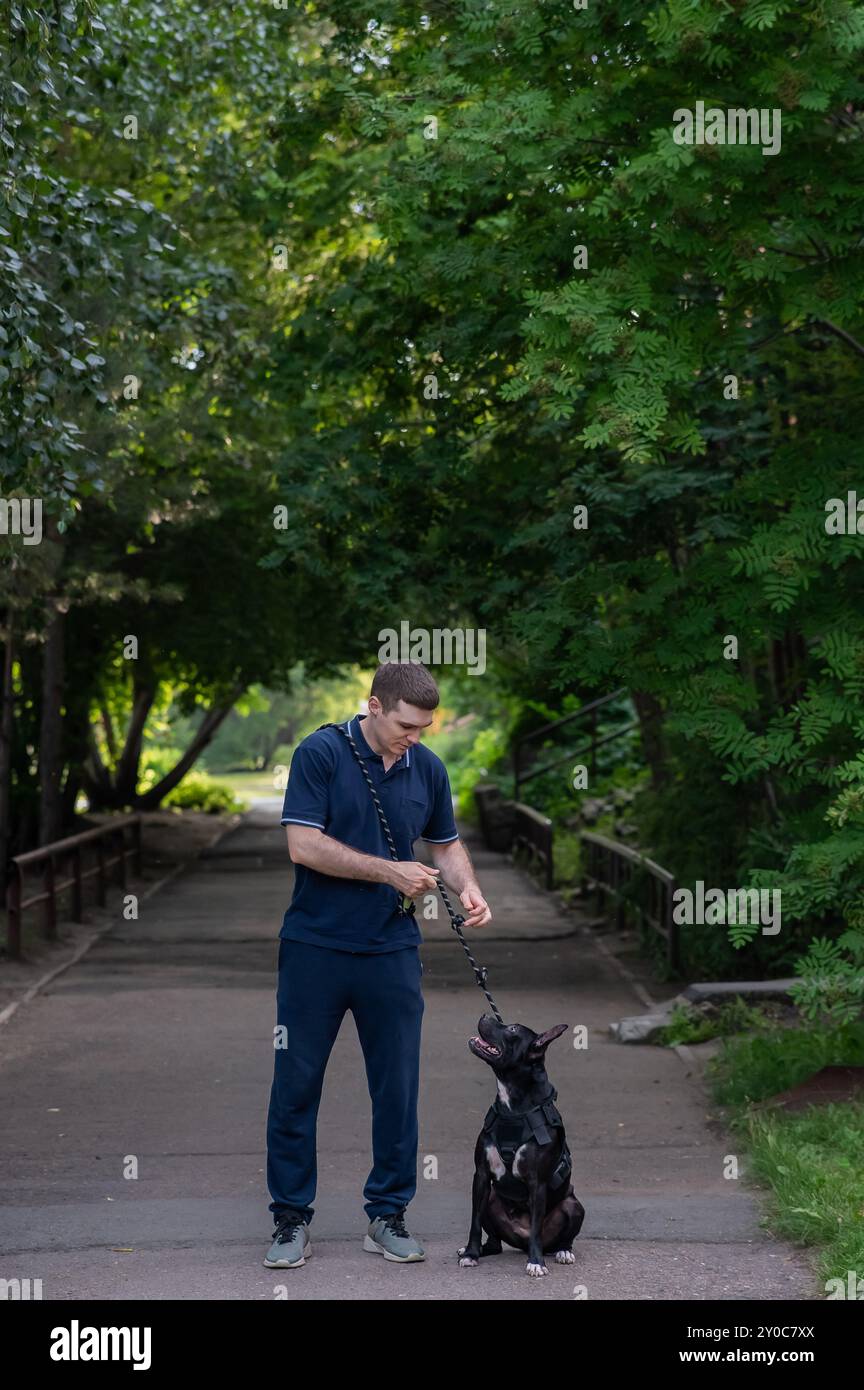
[[358, 713, 398, 771]]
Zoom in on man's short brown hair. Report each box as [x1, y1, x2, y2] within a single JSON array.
[[370, 661, 440, 713]]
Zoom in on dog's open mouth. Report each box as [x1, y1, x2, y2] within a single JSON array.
[[470, 1035, 501, 1058]]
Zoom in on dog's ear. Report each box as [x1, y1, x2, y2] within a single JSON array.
[[528, 1023, 568, 1055]]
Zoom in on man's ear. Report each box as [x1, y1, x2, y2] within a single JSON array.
[[528, 1023, 568, 1055]]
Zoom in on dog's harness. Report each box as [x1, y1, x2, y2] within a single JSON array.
[[482, 1084, 572, 1205]]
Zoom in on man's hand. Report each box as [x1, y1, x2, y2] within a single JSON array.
[[387, 860, 441, 898], [426, 838, 492, 927], [459, 886, 492, 929]]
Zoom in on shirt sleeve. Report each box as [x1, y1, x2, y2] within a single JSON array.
[[280, 735, 333, 830], [420, 762, 459, 843]]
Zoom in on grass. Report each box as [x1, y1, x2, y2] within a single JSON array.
[[707, 1019, 864, 1108], [736, 1102, 864, 1289], [706, 1020, 864, 1288]]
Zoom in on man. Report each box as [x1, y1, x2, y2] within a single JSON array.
[[264, 660, 492, 1268]]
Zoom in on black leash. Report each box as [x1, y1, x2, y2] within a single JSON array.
[[320, 721, 504, 1024]]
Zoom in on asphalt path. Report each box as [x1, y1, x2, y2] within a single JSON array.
[[0, 802, 817, 1300]]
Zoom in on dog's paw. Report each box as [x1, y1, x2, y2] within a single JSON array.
[[553, 1249, 576, 1264], [457, 1246, 479, 1267], [526, 1261, 548, 1277]]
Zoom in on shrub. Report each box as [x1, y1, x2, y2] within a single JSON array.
[[657, 997, 770, 1047], [164, 773, 246, 815], [789, 931, 864, 1027]]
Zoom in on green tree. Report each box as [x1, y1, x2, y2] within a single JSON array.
[[262, 0, 864, 973]]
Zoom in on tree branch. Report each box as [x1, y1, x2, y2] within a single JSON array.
[[813, 317, 864, 360], [134, 686, 246, 810]]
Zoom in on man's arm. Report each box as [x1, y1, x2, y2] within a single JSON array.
[[286, 825, 440, 899], [428, 837, 492, 928]]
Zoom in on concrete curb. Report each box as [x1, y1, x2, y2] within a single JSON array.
[[575, 924, 703, 1074]]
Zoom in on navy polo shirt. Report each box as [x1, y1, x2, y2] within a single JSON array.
[[279, 713, 459, 953]]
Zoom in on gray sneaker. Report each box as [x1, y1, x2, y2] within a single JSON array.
[[263, 1210, 311, 1268], [363, 1207, 425, 1262]]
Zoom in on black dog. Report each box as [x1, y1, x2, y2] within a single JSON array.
[[458, 1015, 585, 1277]]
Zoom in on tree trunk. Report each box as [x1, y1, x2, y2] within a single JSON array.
[[631, 689, 668, 789], [81, 725, 115, 808], [135, 690, 244, 810], [38, 603, 66, 845], [113, 680, 157, 804], [100, 704, 118, 764], [258, 719, 297, 769], [0, 615, 15, 906], [60, 691, 92, 823]]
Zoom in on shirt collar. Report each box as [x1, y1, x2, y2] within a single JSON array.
[[346, 713, 410, 767]]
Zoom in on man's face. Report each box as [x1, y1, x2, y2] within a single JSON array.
[[366, 697, 434, 756]]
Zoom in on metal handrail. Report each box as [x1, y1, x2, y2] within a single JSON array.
[[580, 830, 680, 972], [511, 802, 554, 892], [516, 689, 627, 744], [513, 688, 633, 794], [6, 815, 142, 959], [521, 721, 640, 785]]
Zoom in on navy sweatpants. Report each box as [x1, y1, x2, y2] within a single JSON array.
[[266, 938, 425, 1225]]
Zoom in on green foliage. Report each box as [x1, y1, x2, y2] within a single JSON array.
[[552, 829, 582, 890], [449, 724, 511, 816], [126, 745, 242, 812], [163, 773, 245, 816], [707, 1020, 864, 1106], [1, 2, 350, 836], [4, 0, 864, 990], [656, 997, 772, 1046], [254, 0, 864, 979], [137, 747, 186, 787], [790, 931, 864, 1024], [156, 669, 373, 775]]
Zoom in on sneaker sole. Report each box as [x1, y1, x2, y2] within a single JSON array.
[[263, 1240, 312, 1269], [363, 1234, 425, 1262]]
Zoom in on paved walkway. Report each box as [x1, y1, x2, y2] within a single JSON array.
[[0, 804, 817, 1299]]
